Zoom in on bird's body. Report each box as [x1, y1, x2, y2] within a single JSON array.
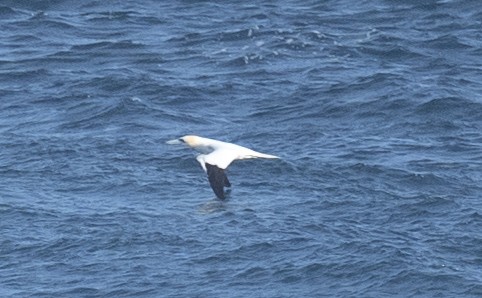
[[167, 135, 279, 199]]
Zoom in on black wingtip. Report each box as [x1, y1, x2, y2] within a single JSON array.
[[205, 163, 230, 199], [224, 175, 231, 188]]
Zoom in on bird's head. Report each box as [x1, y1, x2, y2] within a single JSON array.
[[166, 135, 201, 148]]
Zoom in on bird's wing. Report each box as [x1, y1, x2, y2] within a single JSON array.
[[205, 163, 230, 199], [203, 149, 238, 169]]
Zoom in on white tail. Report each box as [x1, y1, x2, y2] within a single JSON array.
[[246, 150, 279, 159], [258, 152, 279, 159]]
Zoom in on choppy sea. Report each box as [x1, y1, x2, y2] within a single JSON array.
[[1, 1, 481, 297]]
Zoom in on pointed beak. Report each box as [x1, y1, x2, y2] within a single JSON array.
[[166, 138, 183, 145]]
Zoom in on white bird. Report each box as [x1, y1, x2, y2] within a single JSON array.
[[166, 135, 279, 199]]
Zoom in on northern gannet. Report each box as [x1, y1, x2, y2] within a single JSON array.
[[167, 135, 279, 199]]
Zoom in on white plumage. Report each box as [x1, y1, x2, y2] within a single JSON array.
[[166, 135, 279, 199]]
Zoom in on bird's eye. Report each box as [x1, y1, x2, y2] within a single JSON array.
[[179, 138, 186, 143]]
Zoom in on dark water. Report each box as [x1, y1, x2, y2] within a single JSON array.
[[1, 1, 482, 297]]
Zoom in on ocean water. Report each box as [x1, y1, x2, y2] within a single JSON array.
[[1, 0, 482, 297]]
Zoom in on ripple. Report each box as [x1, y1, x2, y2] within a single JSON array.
[[1, 0, 482, 297]]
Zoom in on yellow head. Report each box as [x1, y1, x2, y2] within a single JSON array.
[[166, 135, 207, 149], [179, 135, 201, 147]]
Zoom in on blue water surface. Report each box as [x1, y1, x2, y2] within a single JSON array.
[[1, 0, 481, 297]]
